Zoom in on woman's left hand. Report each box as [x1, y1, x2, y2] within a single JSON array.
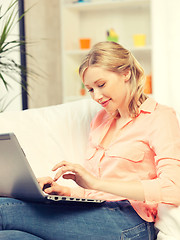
[[52, 161, 99, 190], [37, 176, 71, 196]]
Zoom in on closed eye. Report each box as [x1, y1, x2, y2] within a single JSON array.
[[87, 83, 105, 92], [88, 88, 94, 92], [98, 83, 105, 88]]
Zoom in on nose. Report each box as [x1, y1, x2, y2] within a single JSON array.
[[93, 89, 103, 103]]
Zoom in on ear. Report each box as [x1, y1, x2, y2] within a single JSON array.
[[123, 69, 131, 82]]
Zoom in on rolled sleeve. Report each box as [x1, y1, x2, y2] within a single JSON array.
[[141, 162, 180, 205], [141, 178, 161, 204]]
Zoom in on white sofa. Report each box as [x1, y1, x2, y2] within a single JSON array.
[[0, 99, 180, 240]]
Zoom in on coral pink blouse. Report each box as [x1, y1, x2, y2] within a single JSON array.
[[71, 98, 180, 222]]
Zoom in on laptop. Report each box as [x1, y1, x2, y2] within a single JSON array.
[[0, 133, 105, 204]]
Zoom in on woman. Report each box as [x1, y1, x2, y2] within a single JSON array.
[[1, 41, 180, 239]]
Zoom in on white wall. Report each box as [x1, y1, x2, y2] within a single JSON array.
[[0, 0, 22, 111], [1, 0, 180, 112], [152, 0, 180, 114]]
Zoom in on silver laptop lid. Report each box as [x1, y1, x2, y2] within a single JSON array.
[[0, 133, 45, 201]]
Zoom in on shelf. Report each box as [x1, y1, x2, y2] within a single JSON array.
[[66, 45, 152, 56], [130, 45, 152, 53], [61, 0, 151, 103], [66, 49, 90, 56], [64, 0, 150, 11], [64, 95, 90, 103]]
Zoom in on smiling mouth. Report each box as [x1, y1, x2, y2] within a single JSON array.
[[101, 99, 111, 107]]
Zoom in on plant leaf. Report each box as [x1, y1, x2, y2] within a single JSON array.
[[0, 73, 9, 90]]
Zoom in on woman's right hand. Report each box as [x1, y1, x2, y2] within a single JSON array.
[[37, 176, 71, 196]]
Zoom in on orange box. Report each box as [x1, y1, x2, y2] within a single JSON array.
[[144, 75, 152, 94], [79, 38, 91, 49]]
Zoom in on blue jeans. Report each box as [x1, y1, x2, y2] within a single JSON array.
[[0, 198, 156, 240]]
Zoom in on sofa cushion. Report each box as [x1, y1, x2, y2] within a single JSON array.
[[0, 99, 101, 180]]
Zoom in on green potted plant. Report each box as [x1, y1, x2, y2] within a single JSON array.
[[0, 0, 28, 111]]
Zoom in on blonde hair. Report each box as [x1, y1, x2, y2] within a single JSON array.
[[79, 41, 147, 118]]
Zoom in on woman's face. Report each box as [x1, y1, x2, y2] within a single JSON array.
[[83, 66, 131, 117]]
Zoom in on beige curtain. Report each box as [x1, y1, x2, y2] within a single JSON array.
[[24, 0, 62, 108]]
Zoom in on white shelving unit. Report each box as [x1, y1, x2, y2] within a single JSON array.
[[60, 0, 151, 102]]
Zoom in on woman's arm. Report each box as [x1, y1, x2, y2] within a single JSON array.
[[94, 178, 145, 201], [52, 161, 145, 201]]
